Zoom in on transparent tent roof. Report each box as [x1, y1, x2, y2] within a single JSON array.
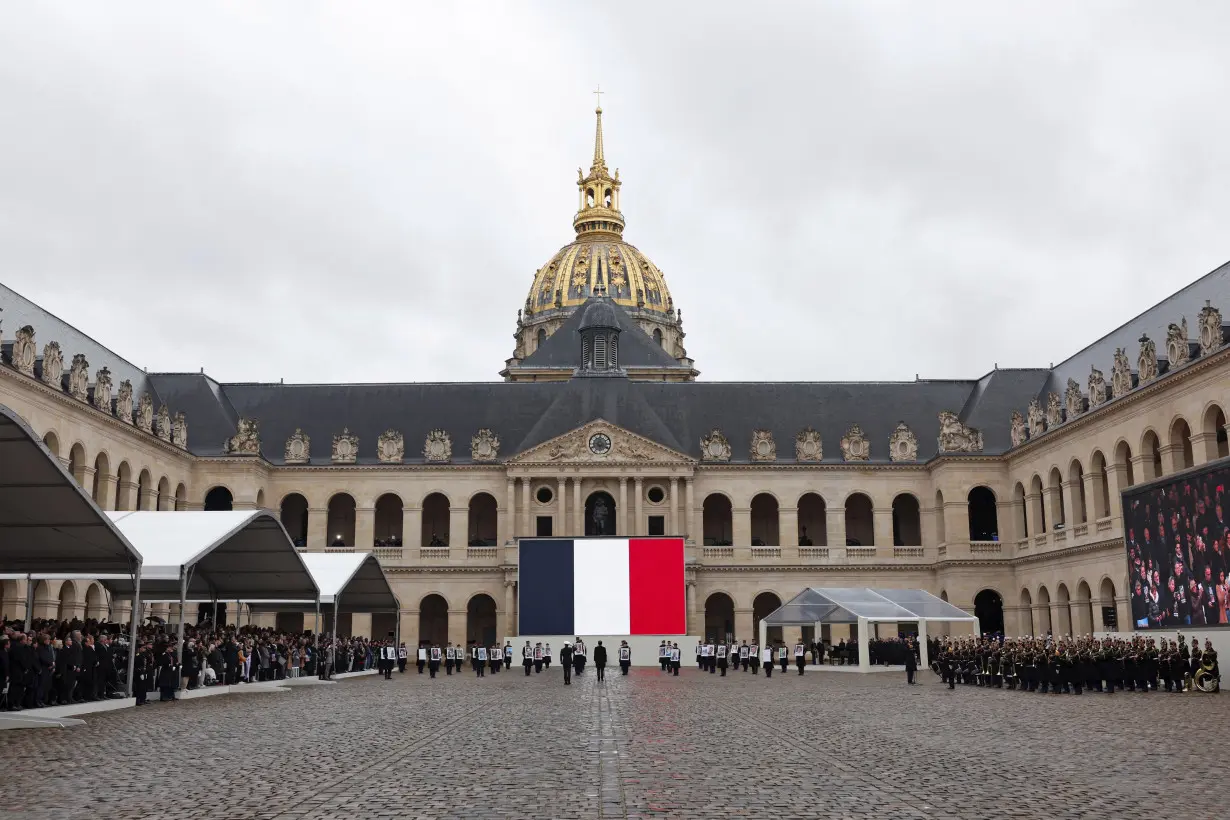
[[762, 588, 977, 625]]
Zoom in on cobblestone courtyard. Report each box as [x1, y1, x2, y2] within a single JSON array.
[[5, 665, 1224, 820]]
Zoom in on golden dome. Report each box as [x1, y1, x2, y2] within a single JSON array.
[[524, 105, 675, 318]]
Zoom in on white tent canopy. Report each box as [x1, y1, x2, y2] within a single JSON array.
[[246, 552, 399, 613], [760, 587, 978, 672]]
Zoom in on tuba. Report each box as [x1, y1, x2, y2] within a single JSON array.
[[1193, 660, 1220, 693]]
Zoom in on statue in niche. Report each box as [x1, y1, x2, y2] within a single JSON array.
[[585, 491, 616, 537]]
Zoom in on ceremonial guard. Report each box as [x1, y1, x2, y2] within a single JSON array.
[[156, 644, 179, 703], [695, 641, 703, 669], [594, 640, 608, 681], [618, 641, 631, 674], [738, 642, 750, 672], [398, 643, 408, 674], [560, 642, 574, 685], [504, 642, 513, 670], [904, 638, 917, 684], [573, 638, 586, 675], [716, 643, 728, 676], [761, 645, 773, 678], [543, 642, 552, 668], [445, 644, 455, 675], [475, 645, 487, 677], [533, 642, 544, 673], [659, 641, 669, 671], [428, 644, 441, 678], [702, 642, 714, 672], [416, 644, 427, 674], [778, 644, 789, 673], [669, 643, 681, 676], [133, 641, 153, 706], [489, 644, 502, 675], [794, 641, 806, 675], [384, 644, 396, 679], [523, 641, 534, 675], [749, 643, 760, 675]]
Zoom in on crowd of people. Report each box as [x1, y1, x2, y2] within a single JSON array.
[[931, 634, 1221, 693], [0, 618, 127, 710]]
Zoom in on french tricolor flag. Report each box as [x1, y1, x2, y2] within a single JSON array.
[[518, 537, 686, 635]]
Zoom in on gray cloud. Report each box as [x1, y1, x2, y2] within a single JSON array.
[[2, 2, 1229, 383]]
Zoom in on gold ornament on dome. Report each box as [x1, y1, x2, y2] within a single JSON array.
[[795, 427, 823, 462]]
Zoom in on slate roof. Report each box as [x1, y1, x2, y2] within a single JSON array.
[[514, 295, 686, 371]]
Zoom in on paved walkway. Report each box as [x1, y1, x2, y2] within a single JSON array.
[[4, 665, 1223, 819]]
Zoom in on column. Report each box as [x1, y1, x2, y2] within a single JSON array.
[[685, 581, 696, 635], [573, 477, 583, 536], [997, 500, 1018, 543], [1060, 480, 1081, 528], [1130, 454, 1152, 483], [157, 488, 174, 511], [1042, 486, 1063, 529], [634, 478, 644, 537], [733, 506, 751, 547], [685, 478, 697, 544], [448, 505, 468, 549], [779, 506, 798, 547], [307, 507, 327, 550], [826, 506, 846, 550], [400, 608, 418, 651], [139, 477, 157, 511], [557, 476, 567, 537], [872, 506, 893, 548], [356, 506, 375, 550], [96, 473, 118, 511], [119, 480, 139, 512], [521, 480, 532, 539], [1106, 463, 1127, 523], [404, 504, 422, 550], [734, 607, 753, 641], [669, 477, 679, 536], [618, 478, 628, 535], [1191, 432, 1216, 465], [502, 581, 515, 639], [1024, 492, 1041, 538], [1158, 444, 1181, 476], [500, 479, 515, 546], [1080, 471, 1102, 523]]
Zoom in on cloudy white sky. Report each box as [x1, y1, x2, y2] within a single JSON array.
[[3, 3, 1229, 383]]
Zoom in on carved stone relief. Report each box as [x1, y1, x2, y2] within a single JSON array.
[[92, 367, 113, 413], [1010, 410, 1026, 447], [937, 410, 983, 453], [888, 422, 917, 462], [614, 437, 655, 461], [1045, 392, 1063, 428], [136, 393, 154, 433], [839, 425, 870, 462], [1064, 378, 1083, 420], [41, 342, 63, 387], [545, 437, 584, 462], [155, 405, 172, 442], [749, 429, 776, 461], [116, 380, 133, 424], [700, 429, 731, 462], [284, 428, 311, 464], [171, 412, 187, 449], [378, 429, 405, 464], [1166, 317, 1190, 368], [423, 429, 452, 463], [1198, 300, 1222, 357], [794, 427, 823, 462], [1111, 347, 1133, 398], [1137, 334, 1158, 383], [11, 326, 36, 376], [1027, 397, 1045, 435], [471, 428, 500, 462], [1087, 367, 1107, 408], [332, 428, 359, 464], [68, 354, 89, 402], [226, 418, 260, 455]]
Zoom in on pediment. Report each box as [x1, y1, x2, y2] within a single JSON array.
[[509, 420, 694, 465]]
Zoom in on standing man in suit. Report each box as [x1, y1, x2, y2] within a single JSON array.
[[794, 640, 806, 675], [670, 643, 681, 676], [762, 645, 774, 678], [559, 642, 574, 685], [428, 644, 441, 678], [905, 638, 918, 684], [594, 641, 608, 681]]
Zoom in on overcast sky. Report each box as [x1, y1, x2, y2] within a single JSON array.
[[3, 3, 1230, 384]]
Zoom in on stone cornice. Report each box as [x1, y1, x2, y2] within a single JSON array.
[[1008, 536, 1122, 566], [696, 461, 930, 472], [1005, 343, 1230, 458], [0, 362, 190, 461]]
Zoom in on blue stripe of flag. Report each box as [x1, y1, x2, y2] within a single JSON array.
[[517, 539, 575, 635]]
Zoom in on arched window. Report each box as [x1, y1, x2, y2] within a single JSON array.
[[1089, 451, 1110, 521], [891, 493, 920, 546], [204, 486, 233, 512], [1048, 467, 1065, 527], [967, 486, 998, 541], [468, 493, 498, 546], [1115, 440, 1135, 486], [536, 328, 547, 349], [586, 188, 595, 207], [1169, 418, 1194, 471], [1012, 482, 1027, 537], [797, 493, 827, 546], [1141, 430, 1162, 480], [652, 328, 663, 346], [1030, 475, 1046, 532], [749, 493, 779, 546], [1068, 460, 1086, 524], [844, 493, 874, 546], [1201, 404, 1228, 460], [327, 493, 356, 547], [603, 187, 612, 208], [934, 490, 947, 543], [374, 493, 404, 546], [422, 493, 450, 546], [702, 494, 732, 546], [280, 493, 309, 547]]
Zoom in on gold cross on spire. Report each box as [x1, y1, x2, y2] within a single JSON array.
[[593, 84, 603, 110]]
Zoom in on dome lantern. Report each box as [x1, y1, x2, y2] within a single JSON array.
[[574, 105, 624, 239]]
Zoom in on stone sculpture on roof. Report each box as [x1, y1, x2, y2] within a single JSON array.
[[171, 412, 188, 449], [888, 422, 917, 462], [41, 342, 62, 387], [1010, 410, 1026, 447], [1198, 300, 1222, 356], [92, 367, 113, 413], [1166, 317, 1190, 368], [700, 429, 730, 462], [155, 405, 171, 442], [284, 428, 310, 464], [68, 354, 89, 402], [1087, 366, 1107, 408], [116, 379, 133, 424], [1137, 334, 1158, 383], [226, 417, 260, 455], [1111, 347, 1132, 398], [332, 428, 359, 464], [840, 425, 870, 461], [1027, 397, 1045, 435], [794, 427, 823, 462], [750, 429, 776, 461], [136, 393, 154, 433], [12, 325, 36, 376], [378, 429, 405, 463], [1045, 392, 1063, 428], [423, 429, 452, 463], [937, 410, 983, 453], [1064, 378, 1083, 420], [471, 428, 500, 462]]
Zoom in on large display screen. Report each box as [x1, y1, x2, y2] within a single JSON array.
[[518, 537, 686, 635], [1122, 457, 1230, 628]]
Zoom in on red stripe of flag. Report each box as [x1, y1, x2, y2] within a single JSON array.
[[627, 537, 685, 635]]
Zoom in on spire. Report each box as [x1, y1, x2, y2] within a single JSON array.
[[592, 105, 606, 173], [574, 89, 624, 239]]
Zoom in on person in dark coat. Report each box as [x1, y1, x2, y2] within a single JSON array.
[[35, 634, 56, 707], [0, 634, 10, 710], [618, 640, 631, 675], [593, 641, 608, 681], [156, 645, 179, 702], [94, 636, 113, 698], [181, 639, 200, 690], [58, 634, 81, 704], [904, 638, 918, 685], [559, 642, 574, 685], [79, 635, 98, 701], [133, 643, 153, 706], [8, 633, 35, 710]]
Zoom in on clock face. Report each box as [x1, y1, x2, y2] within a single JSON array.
[[588, 433, 612, 455]]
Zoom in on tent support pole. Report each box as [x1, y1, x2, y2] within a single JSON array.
[[331, 598, 339, 675], [176, 570, 188, 692], [857, 617, 870, 672], [126, 570, 142, 698], [758, 617, 767, 656], [314, 598, 320, 673], [24, 575, 34, 632], [917, 619, 929, 671]]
